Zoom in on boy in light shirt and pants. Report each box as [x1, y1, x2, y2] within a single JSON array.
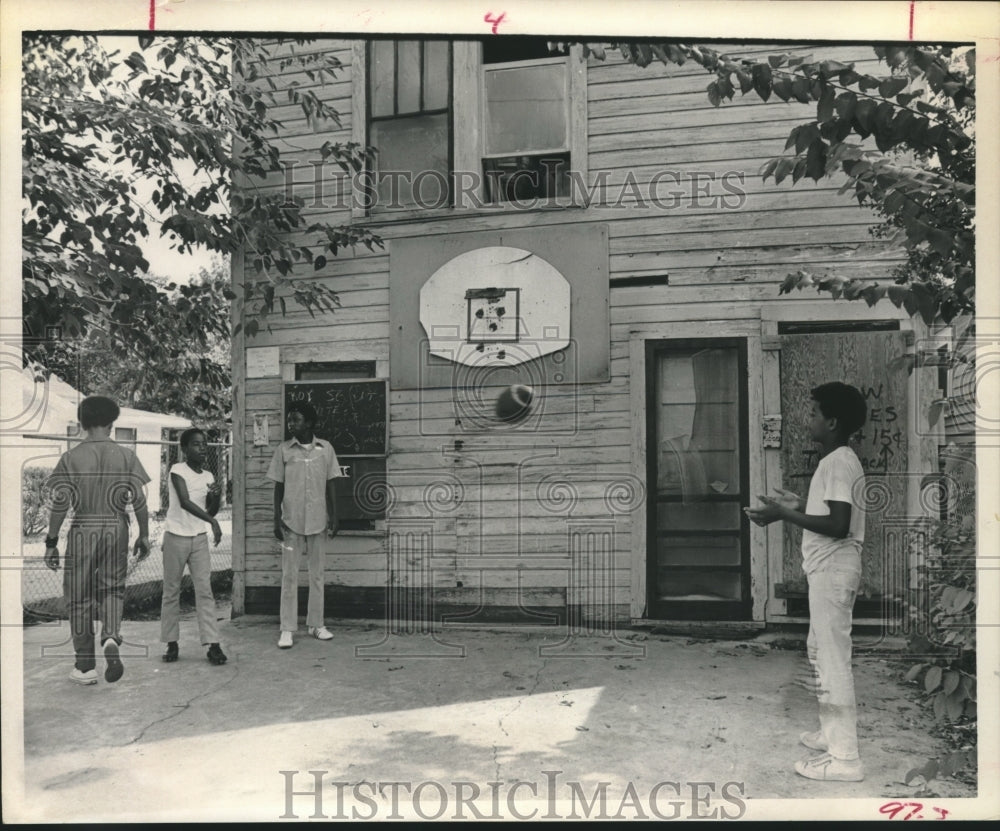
[[267, 402, 342, 648], [747, 381, 868, 782]]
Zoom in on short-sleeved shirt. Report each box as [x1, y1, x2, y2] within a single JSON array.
[[265, 436, 342, 535], [166, 462, 215, 536], [801, 445, 866, 574], [48, 438, 151, 527]]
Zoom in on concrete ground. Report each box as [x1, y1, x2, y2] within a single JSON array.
[[9, 606, 980, 822]]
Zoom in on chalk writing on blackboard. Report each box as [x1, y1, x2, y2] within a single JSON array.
[[285, 381, 387, 456]]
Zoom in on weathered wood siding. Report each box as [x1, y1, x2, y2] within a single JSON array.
[[234, 40, 907, 622]]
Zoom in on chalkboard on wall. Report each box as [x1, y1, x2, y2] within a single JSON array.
[[284, 381, 387, 456]]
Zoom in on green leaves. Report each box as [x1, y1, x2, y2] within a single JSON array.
[[751, 63, 772, 101], [23, 34, 385, 393]]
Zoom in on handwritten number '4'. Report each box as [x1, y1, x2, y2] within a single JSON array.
[[484, 12, 506, 33]]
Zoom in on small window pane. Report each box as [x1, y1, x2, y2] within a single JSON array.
[[483, 36, 561, 64], [483, 153, 569, 203], [296, 361, 376, 380], [656, 348, 740, 498], [657, 502, 741, 531], [370, 113, 450, 209], [656, 571, 742, 601], [396, 40, 422, 114], [657, 536, 741, 566], [370, 40, 395, 117], [484, 63, 567, 155], [422, 41, 450, 111]]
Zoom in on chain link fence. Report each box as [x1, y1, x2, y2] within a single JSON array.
[[20, 437, 232, 620]]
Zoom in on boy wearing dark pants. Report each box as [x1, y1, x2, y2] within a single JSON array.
[[44, 396, 151, 685], [266, 403, 341, 649], [160, 428, 227, 665], [746, 382, 868, 782]]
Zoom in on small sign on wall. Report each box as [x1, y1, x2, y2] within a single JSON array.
[[247, 346, 280, 378], [763, 414, 782, 448], [253, 414, 269, 446]]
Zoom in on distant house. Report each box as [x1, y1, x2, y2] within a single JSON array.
[[18, 369, 190, 514], [230, 38, 943, 628]]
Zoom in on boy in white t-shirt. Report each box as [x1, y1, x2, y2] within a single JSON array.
[[160, 428, 227, 665], [746, 382, 868, 782]]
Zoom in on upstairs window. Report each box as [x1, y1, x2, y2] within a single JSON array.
[[480, 37, 571, 204], [366, 40, 452, 212]]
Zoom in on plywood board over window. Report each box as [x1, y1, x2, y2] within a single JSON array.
[[778, 328, 909, 600]]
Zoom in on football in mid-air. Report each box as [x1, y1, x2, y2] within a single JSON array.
[[495, 384, 534, 422]]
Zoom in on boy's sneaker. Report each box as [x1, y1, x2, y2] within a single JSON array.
[[103, 639, 124, 683], [794, 752, 864, 782], [799, 730, 828, 751], [162, 642, 179, 663], [206, 643, 227, 665], [69, 668, 98, 685], [308, 626, 333, 641], [278, 631, 294, 649]]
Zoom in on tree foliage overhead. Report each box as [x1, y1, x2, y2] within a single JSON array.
[[582, 42, 975, 324], [32, 263, 234, 427], [22, 35, 382, 420]]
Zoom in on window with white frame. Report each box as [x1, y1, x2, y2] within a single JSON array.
[[479, 37, 573, 204], [355, 37, 585, 215]]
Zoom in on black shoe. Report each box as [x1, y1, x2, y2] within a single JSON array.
[[103, 638, 124, 683], [206, 643, 227, 665], [162, 642, 179, 663]]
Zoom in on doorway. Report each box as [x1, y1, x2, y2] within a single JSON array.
[[646, 339, 751, 620]]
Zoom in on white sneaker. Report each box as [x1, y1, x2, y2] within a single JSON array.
[[69, 668, 98, 685], [308, 626, 333, 641], [278, 631, 294, 649], [794, 752, 864, 782]]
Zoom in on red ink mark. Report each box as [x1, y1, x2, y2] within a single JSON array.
[[149, 0, 156, 30], [484, 12, 506, 34], [908, 0, 915, 39], [880, 801, 948, 820]]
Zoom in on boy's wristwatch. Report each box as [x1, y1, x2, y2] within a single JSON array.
[[45, 536, 59, 548]]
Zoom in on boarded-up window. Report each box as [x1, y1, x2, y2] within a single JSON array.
[[778, 328, 909, 599]]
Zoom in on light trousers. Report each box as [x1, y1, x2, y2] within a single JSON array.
[[806, 562, 862, 760], [160, 531, 220, 645], [280, 530, 326, 632]]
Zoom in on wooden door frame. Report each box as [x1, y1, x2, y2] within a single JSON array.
[[628, 318, 766, 622]]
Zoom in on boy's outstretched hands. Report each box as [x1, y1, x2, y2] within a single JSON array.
[[772, 488, 805, 511], [744, 488, 803, 526]]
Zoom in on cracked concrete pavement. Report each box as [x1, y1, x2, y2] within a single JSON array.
[[9, 607, 979, 822]]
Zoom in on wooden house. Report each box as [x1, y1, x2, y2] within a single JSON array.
[[232, 37, 941, 631]]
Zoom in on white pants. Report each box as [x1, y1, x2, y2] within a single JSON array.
[[806, 563, 862, 760], [280, 530, 326, 632]]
